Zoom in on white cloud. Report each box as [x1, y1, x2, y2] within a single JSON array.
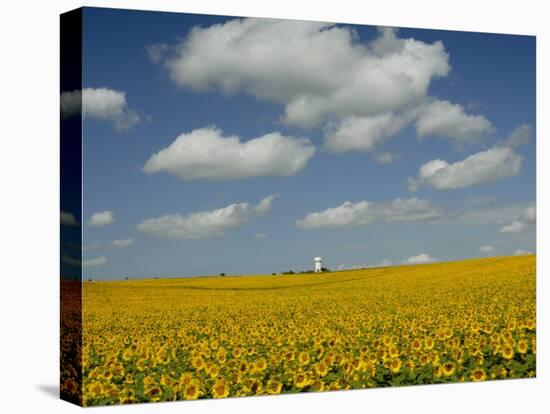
[[146, 44, 169, 63], [84, 256, 107, 267], [499, 205, 535, 234], [61, 87, 141, 130], [324, 99, 494, 154], [60, 211, 79, 226], [165, 21, 449, 128], [255, 233, 268, 239], [408, 146, 523, 191], [336, 264, 366, 270], [503, 124, 532, 148], [296, 197, 442, 229], [377, 259, 393, 267], [324, 112, 408, 153], [143, 127, 315, 180], [62, 255, 107, 267], [372, 152, 399, 164], [480, 245, 496, 254], [137, 195, 277, 239], [415, 100, 494, 146], [514, 249, 533, 256], [524, 205, 536, 224], [404, 253, 436, 264], [253, 194, 279, 214], [448, 202, 532, 227], [500, 221, 526, 233], [88, 211, 114, 227], [111, 238, 134, 249]]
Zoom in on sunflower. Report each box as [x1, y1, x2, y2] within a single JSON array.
[[179, 372, 193, 387], [314, 361, 329, 377], [160, 374, 173, 387], [496, 366, 507, 378], [206, 364, 220, 378], [238, 361, 249, 374], [390, 358, 402, 374], [266, 378, 283, 395], [388, 346, 399, 358], [191, 356, 205, 370], [310, 379, 325, 392], [211, 380, 229, 399], [424, 338, 435, 350], [122, 349, 133, 361], [183, 380, 201, 400], [442, 362, 455, 377], [298, 351, 310, 366], [144, 386, 162, 402], [87, 382, 103, 398], [216, 352, 227, 365], [254, 357, 267, 373], [517, 339, 528, 354], [294, 372, 310, 389], [501, 346, 514, 360], [246, 378, 262, 394], [471, 368, 486, 382]]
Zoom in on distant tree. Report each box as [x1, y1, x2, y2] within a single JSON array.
[[282, 270, 295, 275], [321, 267, 331, 272], [272, 272, 276, 275], [124, 276, 129, 280], [220, 273, 226, 277], [87, 278, 92, 282]]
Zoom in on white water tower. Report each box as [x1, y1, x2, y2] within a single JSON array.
[[314, 257, 322, 273]]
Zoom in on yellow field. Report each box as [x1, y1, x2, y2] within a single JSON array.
[[80, 255, 536, 406]]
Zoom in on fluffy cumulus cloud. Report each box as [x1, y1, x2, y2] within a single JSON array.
[[499, 204, 535, 234], [514, 249, 533, 256], [137, 195, 277, 239], [60, 211, 79, 226], [524, 205, 536, 224], [296, 197, 442, 229], [324, 112, 410, 153], [500, 221, 526, 234], [111, 238, 134, 249], [404, 253, 436, 264], [408, 146, 523, 191], [88, 211, 114, 227], [143, 127, 315, 180], [164, 21, 450, 128], [503, 124, 532, 148], [480, 245, 496, 254], [61, 87, 141, 130], [415, 100, 494, 146]]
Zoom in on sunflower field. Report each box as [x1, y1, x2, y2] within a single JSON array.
[[80, 255, 536, 406]]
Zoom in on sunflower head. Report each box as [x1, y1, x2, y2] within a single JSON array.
[[212, 380, 229, 399], [471, 368, 486, 382]]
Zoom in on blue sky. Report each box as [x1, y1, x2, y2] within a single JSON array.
[[62, 7, 535, 279]]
